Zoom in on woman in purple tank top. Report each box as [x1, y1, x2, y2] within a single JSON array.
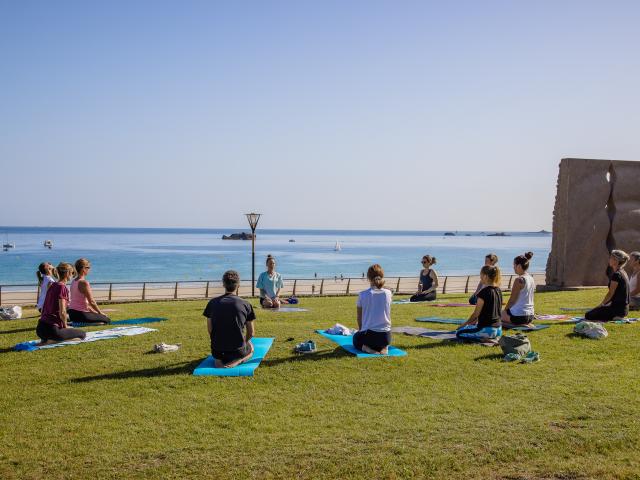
[[68, 258, 111, 325]]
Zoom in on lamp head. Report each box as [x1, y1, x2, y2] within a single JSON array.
[[245, 212, 261, 230]]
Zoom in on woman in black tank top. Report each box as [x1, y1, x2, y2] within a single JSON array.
[[585, 250, 630, 321], [410, 255, 439, 302]]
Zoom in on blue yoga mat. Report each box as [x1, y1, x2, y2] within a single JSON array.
[[193, 337, 274, 377], [71, 317, 167, 327], [315, 330, 407, 357], [415, 317, 549, 331]]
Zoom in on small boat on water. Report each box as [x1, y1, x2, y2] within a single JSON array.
[[44, 240, 53, 249], [3, 233, 14, 251], [334, 241, 341, 252], [289, 239, 296, 243], [444, 232, 456, 236]]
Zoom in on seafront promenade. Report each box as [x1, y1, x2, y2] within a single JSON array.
[[0, 272, 548, 306]]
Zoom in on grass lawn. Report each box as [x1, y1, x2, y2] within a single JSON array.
[[1, 289, 639, 480]]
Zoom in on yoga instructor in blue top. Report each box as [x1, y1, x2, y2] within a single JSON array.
[[256, 254, 284, 308]]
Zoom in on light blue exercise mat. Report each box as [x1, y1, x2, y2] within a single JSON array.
[[315, 330, 407, 358], [71, 317, 167, 327], [415, 317, 549, 331], [193, 337, 275, 377], [261, 307, 308, 312], [14, 326, 158, 352]]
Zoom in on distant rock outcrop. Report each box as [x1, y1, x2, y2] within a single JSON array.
[[222, 232, 254, 240]]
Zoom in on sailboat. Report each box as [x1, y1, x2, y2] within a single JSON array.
[[44, 240, 53, 249], [3, 233, 15, 251], [334, 241, 341, 252]]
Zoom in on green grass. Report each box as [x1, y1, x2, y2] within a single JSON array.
[[1, 290, 639, 480]]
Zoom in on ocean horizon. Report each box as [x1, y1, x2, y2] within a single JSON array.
[[0, 226, 551, 285]]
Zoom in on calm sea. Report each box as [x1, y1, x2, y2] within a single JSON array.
[[0, 227, 551, 285]]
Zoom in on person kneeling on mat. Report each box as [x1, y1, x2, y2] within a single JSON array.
[[256, 254, 284, 308], [456, 265, 502, 342], [36, 262, 87, 345], [501, 252, 536, 328], [469, 253, 498, 305], [68, 258, 111, 325], [585, 250, 630, 322], [203, 270, 256, 368], [410, 255, 438, 302], [353, 264, 392, 355]]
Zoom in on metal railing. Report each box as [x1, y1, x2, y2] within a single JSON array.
[[0, 272, 547, 306]]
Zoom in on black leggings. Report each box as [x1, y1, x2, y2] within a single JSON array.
[[505, 309, 534, 325], [410, 291, 436, 302], [584, 305, 628, 322], [353, 330, 391, 352], [36, 322, 86, 342], [68, 309, 111, 324]]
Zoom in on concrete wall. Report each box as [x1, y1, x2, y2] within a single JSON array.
[[546, 158, 640, 287]]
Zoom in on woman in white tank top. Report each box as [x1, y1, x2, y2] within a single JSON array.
[[502, 252, 536, 328]]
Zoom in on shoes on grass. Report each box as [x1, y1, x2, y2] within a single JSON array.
[[521, 351, 540, 363], [294, 340, 316, 354], [502, 351, 540, 363]]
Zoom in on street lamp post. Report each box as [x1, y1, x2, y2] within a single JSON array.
[[245, 213, 261, 297]]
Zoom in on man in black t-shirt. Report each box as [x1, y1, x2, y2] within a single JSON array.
[[203, 270, 256, 368]]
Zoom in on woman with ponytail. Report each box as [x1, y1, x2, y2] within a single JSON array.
[[410, 255, 439, 302], [36, 262, 86, 345], [469, 253, 498, 305], [353, 264, 392, 354], [36, 262, 57, 312], [456, 265, 503, 342], [585, 250, 630, 321], [68, 258, 111, 325], [502, 252, 536, 328]]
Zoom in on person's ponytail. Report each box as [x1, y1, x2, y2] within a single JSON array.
[[367, 264, 385, 288]]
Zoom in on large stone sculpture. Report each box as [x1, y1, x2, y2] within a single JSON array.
[[546, 158, 640, 287]]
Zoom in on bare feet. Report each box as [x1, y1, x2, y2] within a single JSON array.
[[215, 343, 254, 368], [361, 345, 386, 355]]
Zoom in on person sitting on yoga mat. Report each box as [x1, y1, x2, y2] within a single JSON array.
[[354, 264, 392, 354], [585, 250, 630, 321], [456, 265, 502, 341], [256, 254, 284, 308], [36, 262, 87, 345], [501, 252, 536, 328], [203, 270, 256, 368], [469, 253, 498, 305], [68, 258, 111, 325], [628, 251, 640, 310], [410, 255, 438, 302], [36, 262, 58, 312]]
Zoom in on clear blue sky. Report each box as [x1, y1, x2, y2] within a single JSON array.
[[2, 1, 639, 231]]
